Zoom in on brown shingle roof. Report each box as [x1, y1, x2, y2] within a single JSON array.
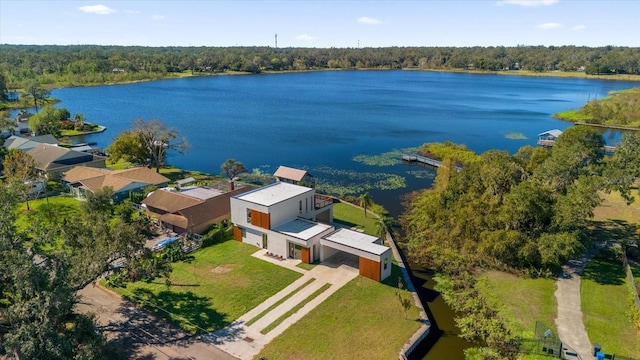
[[274, 166, 310, 182], [142, 190, 202, 213], [113, 167, 170, 185], [63, 166, 169, 193], [27, 144, 88, 170]]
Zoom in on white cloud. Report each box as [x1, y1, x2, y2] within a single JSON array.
[[357, 16, 383, 25], [296, 34, 315, 41], [78, 5, 116, 15], [123, 9, 140, 14], [497, 0, 559, 7], [151, 14, 165, 20], [537, 22, 563, 30], [572, 25, 586, 31]]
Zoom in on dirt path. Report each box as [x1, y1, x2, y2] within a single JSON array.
[[76, 283, 237, 360]]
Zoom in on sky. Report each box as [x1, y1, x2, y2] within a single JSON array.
[[1, 0, 639, 48]]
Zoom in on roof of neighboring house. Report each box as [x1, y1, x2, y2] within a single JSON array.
[[274, 166, 311, 182], [538, 129, 563, 138], [322, 228, 389, 256], [27, 144, 95, 170], [4, 134, 58, 151], [63, 166, 170, 194], [112, 167, 171, 186], [144, 183, 257, 231], [158, 213, 189, 229], [142, 190, 202, 213], [235, 181, 312, 207]]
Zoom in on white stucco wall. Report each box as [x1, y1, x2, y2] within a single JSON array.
[[380, 249, 392, 281], [243, 227, 264, 248], [268, 190, 314, 227]]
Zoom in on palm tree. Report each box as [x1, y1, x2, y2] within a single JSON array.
[[358, 192, 373, 217]]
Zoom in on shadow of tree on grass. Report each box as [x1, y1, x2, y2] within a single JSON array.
[[123, 287, 229, 335], [582, 247, 625, 286]]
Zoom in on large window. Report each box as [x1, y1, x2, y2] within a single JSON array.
[[246, 208, 252, 223]]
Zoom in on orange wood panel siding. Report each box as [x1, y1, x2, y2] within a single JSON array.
[[233, 225, 242, 242], [251, 209, 261, 227], [359, 257, 381, 282], [261, 212, 271, 230], [301, 247, 310, 264]]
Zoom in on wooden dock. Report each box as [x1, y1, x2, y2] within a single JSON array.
[[401, 154, 463, 170]]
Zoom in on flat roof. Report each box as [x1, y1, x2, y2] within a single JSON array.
[[322, 228, 389, 256], [235, 182, 312, 207], [273, 218, 333, 241], [181, 187, 224, 200]]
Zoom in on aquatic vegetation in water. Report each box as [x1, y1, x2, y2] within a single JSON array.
[[504, 132, 528, 140], [406, 170, 436, 180], [352, 147, 420, 167], [311, 166, 407, 196]]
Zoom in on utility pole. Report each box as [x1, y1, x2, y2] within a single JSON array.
[[275, 33, 278, 48]]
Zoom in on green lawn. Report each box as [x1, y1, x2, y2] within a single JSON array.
[[478, 271, 558, 359], [110, 239, 301, 334], [257, 265, 422, 360], [581, 248, 640, 358], [159, 166, 224, 184], [16, 196, 81, 231], [332, 201, 379, 235]]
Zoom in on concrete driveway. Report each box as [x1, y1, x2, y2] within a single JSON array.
[[203, 250, 359, 360]]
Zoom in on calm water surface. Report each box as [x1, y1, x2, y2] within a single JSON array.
[[51, 71, 639, 359]]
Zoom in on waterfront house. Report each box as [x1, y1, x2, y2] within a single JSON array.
[[62, 166, 169, 202], [142, 181, 256, 235], [27, 143, 107, 178], [537, 129, 563, 147], [3, 134, 58, 151], [273, 165, 314, 186], [230, 181, 391, 281]]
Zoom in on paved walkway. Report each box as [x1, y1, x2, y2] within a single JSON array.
[[555, 249, 600, 360], [203, 251, 359, 360], [76, 283, 237, 360]]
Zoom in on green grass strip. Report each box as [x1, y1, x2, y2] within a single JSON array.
[[296, 262, 317, 271], [261, 283, 332, 334], [245, 278, 316, 327]]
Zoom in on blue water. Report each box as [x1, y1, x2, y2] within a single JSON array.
[[50, 70, 639, 216], [47, 70, 640, 359]]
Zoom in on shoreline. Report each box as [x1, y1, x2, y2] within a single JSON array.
[[9, 67, 640, 95]]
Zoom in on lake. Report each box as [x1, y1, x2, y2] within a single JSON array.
[[51, 70, 639, 218], [50, 71, 638, 359]]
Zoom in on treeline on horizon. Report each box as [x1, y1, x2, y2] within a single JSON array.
[[1, 44, 640, 88]]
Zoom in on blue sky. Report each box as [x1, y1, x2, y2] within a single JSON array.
[[1, 1, 638, 48]]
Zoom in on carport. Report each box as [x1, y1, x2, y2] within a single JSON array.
[[320, 228, 392, 282]]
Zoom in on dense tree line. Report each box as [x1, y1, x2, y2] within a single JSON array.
[[1, 44, 640, 90], [401, 127, 640, 357], [555, 87, 640, 128]]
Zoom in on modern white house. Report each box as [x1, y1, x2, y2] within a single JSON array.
[[230, 181, 392, 281]]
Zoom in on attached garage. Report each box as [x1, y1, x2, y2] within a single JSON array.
[[320, 228, 392, 282]]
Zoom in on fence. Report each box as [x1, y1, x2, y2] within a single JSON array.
[[622, 254, 640, 309], [534, 321, 563, 358]]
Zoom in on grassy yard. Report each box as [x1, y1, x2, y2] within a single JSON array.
[[581, 247, 640, 358], [332, 201, 379, 235], [110, 239, 301, 334], [257, 264, 422, 360], [16, 196, 80, 231], [159, 166, 224, 184], [478, 271, 558, 359]]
